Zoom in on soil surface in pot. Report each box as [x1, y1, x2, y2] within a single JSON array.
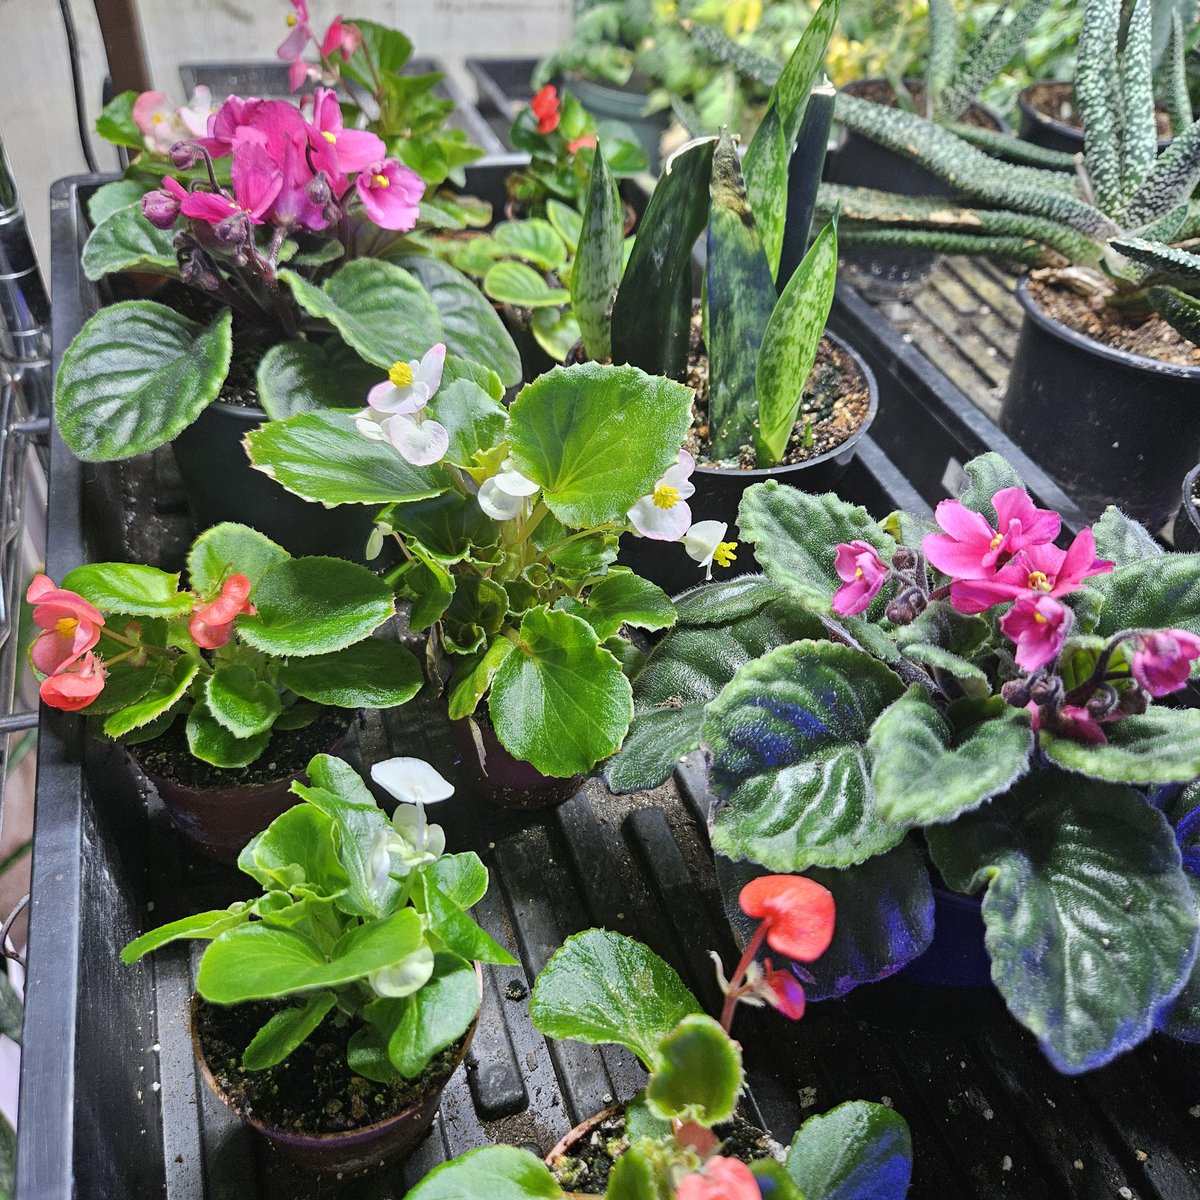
[[684, 311, 871, 468], [845, 78, 999, 129], [135, 708, 351, 791], [1029, 276, 1200, 368], [195, 998, 463, 1135], [1024, 81, 1172, 138], [550, 1109, 777, 1194]]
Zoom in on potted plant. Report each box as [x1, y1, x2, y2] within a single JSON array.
[[121, 751, 515, 1173], [27, 522, 422, 859], [817, 0, 1200, 532], [403, 881, 913, 1198], [607, 451, 1200, 1074], [245, 355, 721, 803]]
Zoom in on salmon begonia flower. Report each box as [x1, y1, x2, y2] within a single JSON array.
[[189, 574, 256, 649], [677, 1156, 761, 1200], [739, 875, 836, 962], [39, 651, 106, 712], [27, 574, 105, 676]]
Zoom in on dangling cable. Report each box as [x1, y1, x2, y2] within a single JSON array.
[[57, 0, 100, 173]]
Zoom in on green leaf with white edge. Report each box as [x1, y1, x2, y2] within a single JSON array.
[[427, 378, 509, 470], [103, 656, 200, 739], [507, 363, 692, 529], [1091, 553, 1200, 637], [447, 638, 515, 720], [737, 480, 894, 612], [706, 640, 908, 871], [489, 606, 632, 776], [957, 452, 1026, 525], [927, 768, 1199, 1073], [483, 261, 570, 308], [562, 569, 675, 640], [546, 199, 583, 253], [82, 203, 178, 281], [571, 144, 623, 361], [1040, 707, 1200, 784], [492, 220, 569, 270], [62, 563, 192, 617], [242, 990, 337, 1070], [120, 905, 251, 963], [255, 338, 383, 420], [55, 302, 232, 461], [403, 1147, 563, 1200], [185, 697, 271, 768], [756, 218, 838, 464], [529, 928, 702, 1068], [420, 877, 516, 965], [87, 179, 150, 225], [187, 523, 291, 599], [247, 408, 447, 507], [198, 909, 425, 1003], [643, 1013, 743, 1125], [236, 556, 393, 658], [786, 1100, 914, 1200], [394, 254, 522, 388], [279, 260, 442, 369], [381, 953, 480, 1078], [869, 689, 1033, 827], [531, 306, 582, 362], [275, 639, 422, 709], [205, 665, 281, 739], [1092, 505, 1164, 567]]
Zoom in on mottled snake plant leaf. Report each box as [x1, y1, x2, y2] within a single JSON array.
[[571, 142, 624, 361]]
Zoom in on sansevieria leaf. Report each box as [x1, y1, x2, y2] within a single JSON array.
[[571, 143, 624, 361]]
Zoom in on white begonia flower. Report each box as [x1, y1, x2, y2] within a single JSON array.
[[357, 344, 450, 466], [478, 459, 540, 520], [369, 756, 453, 880], [627, 449, 696, 540], [381, 410, 449, 467], [682, 520, 739, 580], [179, 86, 216, 137], [369, 941, 436, 998], [367, 343, 446, 414], [371, 758, 456, 805]]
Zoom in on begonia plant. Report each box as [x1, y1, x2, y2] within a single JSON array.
[[122, 753, 514, 1081], [404, 876, 914, 1199], [606, 452, 1200, 1074], [28, 523, 420, 768]]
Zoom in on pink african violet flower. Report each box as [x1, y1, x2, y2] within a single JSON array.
[[39, 651, 106, 713], [923, 487, 1060, 581], [356, 159, 424, 231], [677, 1156, 760, 1200], [278, 0, 314, 91], [27, 574, 105, 677], [320, 15, 360, 59], [948, 529, 1113, 616], [999, 594, 1071, 672], [832, 541, 888, 616], [310, 88, 385, 177], [190, 575, 256, 650], [1131, 630, 1200, 697], [1027, 701, 1110, 746]]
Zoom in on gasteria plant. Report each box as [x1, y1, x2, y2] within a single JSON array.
[[28, 523, 420, 768], [246, 355, 727, 778], [606, 452, 1200, 1074], [817, 0, 1200, 342], [122, 753, 514, 1084], [405, 880, 914, 1200]]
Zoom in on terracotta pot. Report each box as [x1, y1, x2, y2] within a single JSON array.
[[450, 711, 584, 810], [191, 964, 482, 1174]]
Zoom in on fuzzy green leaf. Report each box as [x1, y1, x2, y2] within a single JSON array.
[[81, 203, 177, 281], [644, 1014, 743, 1125], [62, 563, 192, 617], [404, 1147, 563, 1200], [1040, 707, 1200, 784], [1091, 552, 1200, 636], [205, 665, 281, 738]]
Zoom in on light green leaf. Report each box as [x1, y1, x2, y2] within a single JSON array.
[[81, 203, 178, 281], [205, 665, 281, 739], [185, 696, 271, 768], [121, 905, 250, 963], [274, 639, 422, 708], [254, 338, 383, 420], [186, 523, 291, 598], [492, 220, 569, 270], [531, 306, 582, 362], [94, 90, 143, 148], [87, 179, 150, 225], [447, 638, 515, 720], [546, 200, 583, 252], [384, 953, 481, 1077], [242, 990, 337, 1070], [483, 261, 570, 308], [427, 378, 509, 469], [62, 563, 192, 617], [239, 803, 346, 896], [420, 877, 515, 966], [1040, 707, 1200, 784], [403, 1147, 563, 1200], [644, 1014, 742, 1125], [786, 1100, 913, 1200]]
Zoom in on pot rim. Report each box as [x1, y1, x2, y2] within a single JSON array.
[[202, 397, 269, 422], [190, 961, 483, 1150], [840, 75, 1008, 132], [1182, 462, 1200, 534], [693, 329, 880, 480], [1016, 80, 1172, 149], [1014, 274, 1200, 381]]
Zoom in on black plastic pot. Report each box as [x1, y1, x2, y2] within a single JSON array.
[[1000, 276, 1200, 531], [449, 712, 584, 810], [568, 74, 670, 172], [897, 887, 991, 989], [1017, 81, 1172, 157], [619, 332, 879, 597], [1177, 464, 1200, 552]]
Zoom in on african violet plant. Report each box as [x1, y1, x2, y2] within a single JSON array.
[[606, 452, 1200, 1074], [58, 81, 520, 467], [406, 876, 913, 1200], [122, 753, 514, 1085], [246, 354, 726, 777], [28, 523, 420, 768], [817, 0, 1200, 343]]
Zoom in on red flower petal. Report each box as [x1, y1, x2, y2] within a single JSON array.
[[739, 875, 835, 962]]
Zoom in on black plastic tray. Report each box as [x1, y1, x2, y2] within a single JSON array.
[[465, 58, 541, 149], [16, 170, 1200, 1200]]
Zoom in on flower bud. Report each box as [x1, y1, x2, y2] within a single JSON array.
[[306, 171, 333, 208], [169, 141, 200, 170], [1116, 686, 1150, 716], [179, 249, 220, 291], [1085, 685, 1120, 718], [141, 188, 181, 230], [214, 211, 251, 247], [1028, 673, 1063, 707], [885, 587, 926, 625], [1001, 678, 1034, 708], [891, 546, 917, 571]]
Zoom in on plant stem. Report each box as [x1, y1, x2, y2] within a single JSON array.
[[719, 920, 769, 1034]]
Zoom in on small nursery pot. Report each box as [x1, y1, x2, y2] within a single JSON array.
[[190, 965, 481, 1174], [1176, 463, 1200, 552], [1017, 81, 1172, 158], [897, 886, 992, 989], [450, 710, 584, 810], [568, 73, 670, 171], [618, 332, 879, 597], [172, 399, 377, 560], [1000, 276, 1200, 531]]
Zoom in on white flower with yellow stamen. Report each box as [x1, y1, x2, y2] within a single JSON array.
[[357, 343, 449, 466], [627, 450, 696, 540], [366, 343, 446, 414], [682, 519, 739, 580], [478, 459, 540, 520]]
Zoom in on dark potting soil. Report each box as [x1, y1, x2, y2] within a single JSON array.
[[1029, 276, 1200, 368], [684, 311, 871, 468], [550, 1109, 778, 1194], [1024, 81, 1173, 138], [844, 78, 1000, 129], [134, 708, 351, 791], [195, 998, 463, 1135]]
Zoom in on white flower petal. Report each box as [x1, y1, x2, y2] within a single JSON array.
[[371, 757, 455, 805], [416, 344, 447, 396], [367, 380, 401, 411], [384, 414, 449, 466], [683, 520, 727, 578], [493, 468, 541, 497], [355, 409, 388, 441], [661, 449, 696, 491], [479, 477, 525, 520], [366, 828, 396, 893], [369, 942, 436, 998], [628, 495, 693, 540]]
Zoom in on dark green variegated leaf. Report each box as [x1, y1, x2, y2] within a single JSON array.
[[255, 339, 383, 420], [927, 768, 1198, 1073], [81, 203, 178, 281], [275, 639, 422, 708], [1040, 707, 1200, 784], [742, 103, 788, 284], [572, 144, 623, 361], [404, 1147, 563, 1200], [187, 523, 290, 598], [786, 1100, 913, 1200], [205, 665, 281, 738], [63, 563, 192, 617], [644, 1014, 742, 1125], [706, 640, 907, 870], [529, 928, 701, 1068], [869, 688, 1034, 826], [55, 302, 232, 461]]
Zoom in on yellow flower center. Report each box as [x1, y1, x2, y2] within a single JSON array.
[[55, 617, 79, 638], [374, 173, 390, 188], [1027, 570, 1051, 592], [286, 12, 298, 25], [714, 541, 738, 569], [989, 532, 1004, 551], [1033, 611, 1047, 624], [322, 130, 337, 143], [388, 361, 414, 387], [652, 484, 681, 510], [854, 566, 864, 579]]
